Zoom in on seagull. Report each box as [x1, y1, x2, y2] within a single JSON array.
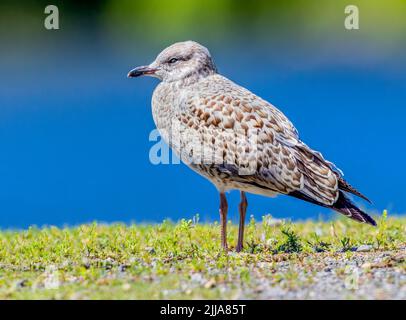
[[128, 41, 376, 252]]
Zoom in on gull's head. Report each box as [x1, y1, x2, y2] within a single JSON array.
[[128, 41, 217, 83]]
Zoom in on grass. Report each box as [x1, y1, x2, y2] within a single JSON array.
[[0, 212, 404, 299]]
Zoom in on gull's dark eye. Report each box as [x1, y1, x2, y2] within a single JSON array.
[[168, 57, 179, 64]]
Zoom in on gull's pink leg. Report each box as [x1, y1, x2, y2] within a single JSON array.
[[219, 192, 228, 251], [236, 191, 248, 252]]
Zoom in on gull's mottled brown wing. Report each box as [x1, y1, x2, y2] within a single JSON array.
[[178, 75, 340, 206]]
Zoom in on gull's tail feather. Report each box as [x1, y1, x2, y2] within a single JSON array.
[[337, 177, 371, 203], [289, 190, 376, 226], [331, 191, 376, 226]]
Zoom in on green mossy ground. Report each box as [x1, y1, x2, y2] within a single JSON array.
[[0, 212, 404, 299]]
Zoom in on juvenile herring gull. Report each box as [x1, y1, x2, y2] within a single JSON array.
[[128, 41, 376, 252]]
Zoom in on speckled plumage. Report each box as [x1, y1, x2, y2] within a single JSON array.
[[128, 41, 376, 251]]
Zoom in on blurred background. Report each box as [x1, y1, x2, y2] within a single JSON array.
[[0, 0, 405, 228]]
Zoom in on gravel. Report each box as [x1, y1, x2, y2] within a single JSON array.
[[235, 250, 405, 299]]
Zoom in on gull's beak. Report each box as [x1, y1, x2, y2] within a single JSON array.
[[127, 65, 158, 78]]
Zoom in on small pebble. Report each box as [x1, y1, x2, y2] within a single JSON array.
[[190, 273, 204, 283], [118, 265, 128, 272], [15, 279, 28, 288], [204, 278, 216, 289], [145, 247, 156, 254], [357, 245, 374, 252]]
